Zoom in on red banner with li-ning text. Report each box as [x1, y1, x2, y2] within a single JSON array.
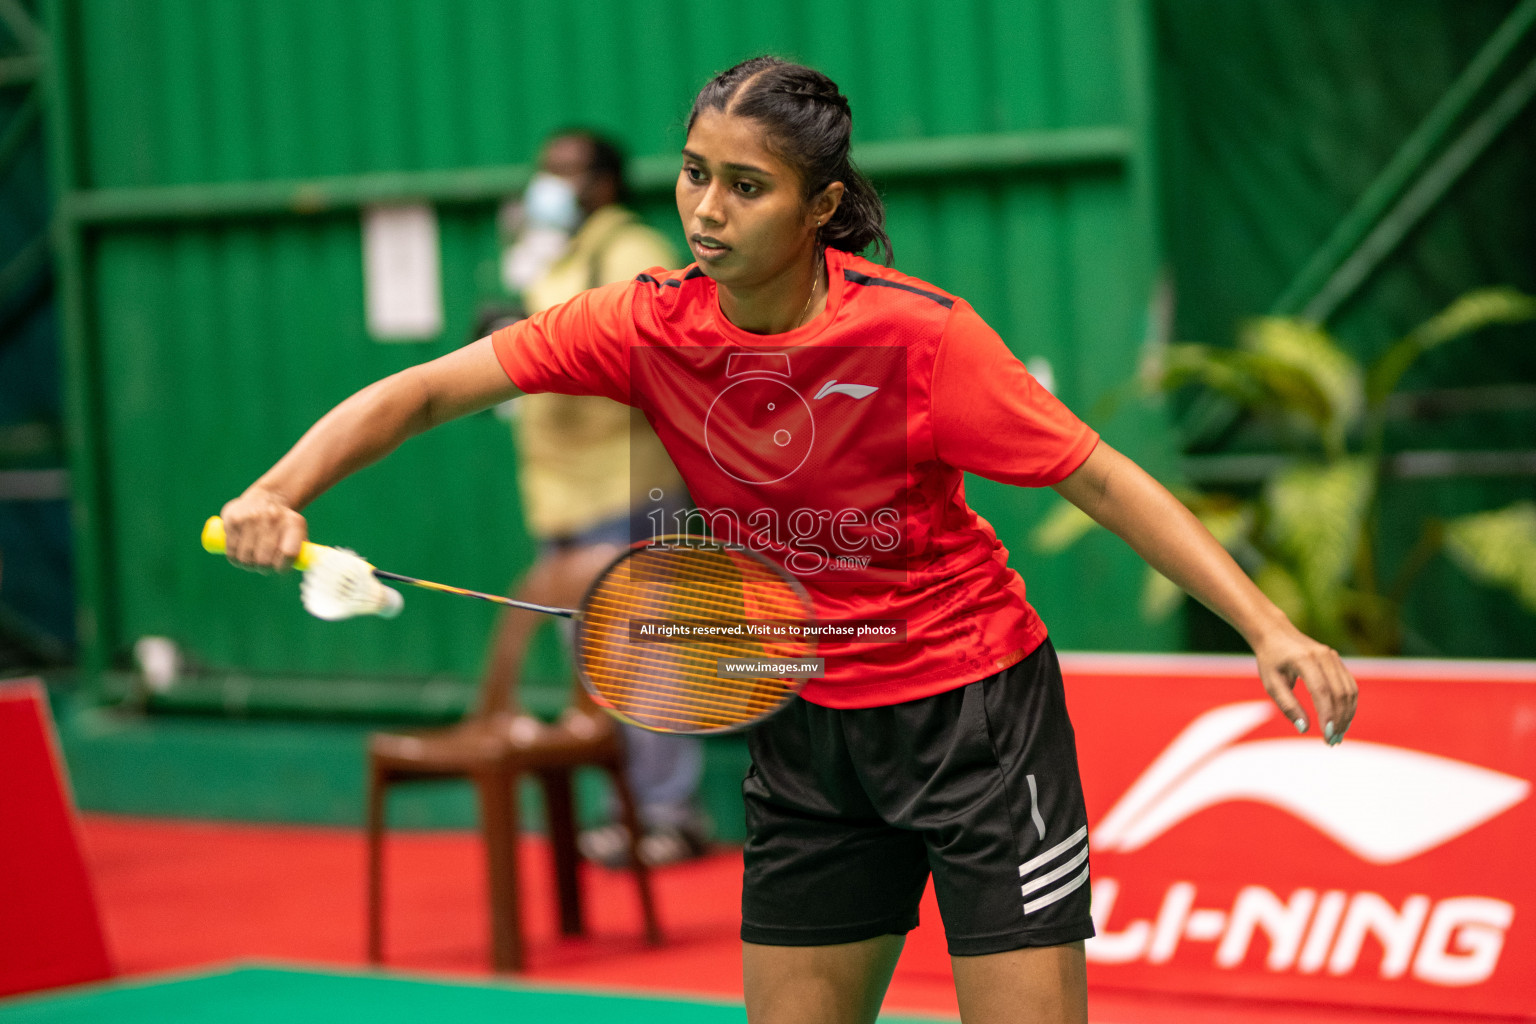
[[1062, 654, 1536, 1018]]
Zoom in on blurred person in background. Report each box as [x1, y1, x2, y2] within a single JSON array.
[[478, 128, 709, 867]]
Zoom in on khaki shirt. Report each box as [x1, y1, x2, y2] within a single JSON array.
[[513, 206, 683, 539]]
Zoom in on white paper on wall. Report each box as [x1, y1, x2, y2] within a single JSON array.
[[363, 203, 443, 341]]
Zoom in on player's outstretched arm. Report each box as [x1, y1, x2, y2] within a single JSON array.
[[1052, 441, 1358, 744], [220, 337, 520, 572]]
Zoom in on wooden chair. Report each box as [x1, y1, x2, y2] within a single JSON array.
[[364, 547, 661, 972]]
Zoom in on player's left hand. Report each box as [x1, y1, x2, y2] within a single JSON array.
[[1252, 628, 1358, 745]]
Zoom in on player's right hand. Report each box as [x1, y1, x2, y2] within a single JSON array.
[[219, 487, 308, 573]]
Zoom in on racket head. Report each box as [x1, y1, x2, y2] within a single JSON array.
[[574, 537, 817, 735]]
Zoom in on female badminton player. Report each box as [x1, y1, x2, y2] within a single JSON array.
[[221, 57, 1358, 1024]]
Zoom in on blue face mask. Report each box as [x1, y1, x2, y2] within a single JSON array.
[[523, 172, 581, 232]]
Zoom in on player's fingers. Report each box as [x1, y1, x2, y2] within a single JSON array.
[[1339, 664, 1359, 737], [276, 516, 308, 572], [235, 523, 276, 573], [231, 516, 272, 570], [220, 498, 294, 573], [1299, 647, 1355, 746], [1315, 651, 1358, 744], [1302, 671, 1336, 744], [219, 506, 256, 569], [1261, 668, 1309, 735]]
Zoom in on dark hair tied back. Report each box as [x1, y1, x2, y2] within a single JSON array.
[[689, 57, 892, 265]]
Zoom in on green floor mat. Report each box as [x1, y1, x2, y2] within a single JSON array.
[[0, 965, 954, 1024]]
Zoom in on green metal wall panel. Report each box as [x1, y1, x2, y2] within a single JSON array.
[[51, 0, 1172, 686], [92, 213, 524, 677], [73, 0, 1135, 190]]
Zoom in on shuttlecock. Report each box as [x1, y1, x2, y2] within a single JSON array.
[[300, 546, 404, 620]]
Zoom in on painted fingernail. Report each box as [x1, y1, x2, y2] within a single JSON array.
[[1294, 717, 1307, 734], [1324, 721, 1335, 743]]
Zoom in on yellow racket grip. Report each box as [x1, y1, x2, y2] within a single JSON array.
[[202, 516, 321, 571]]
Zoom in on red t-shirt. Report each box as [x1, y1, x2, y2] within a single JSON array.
[[492, 246, 1099, 708]]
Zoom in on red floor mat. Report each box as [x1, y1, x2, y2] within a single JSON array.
[[76, 815, 961, 1016], [74, 816, 1500, 1023]]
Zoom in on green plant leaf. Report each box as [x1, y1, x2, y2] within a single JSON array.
[[1336, 588, 1402, 656], [1239, 318, 1365, 454], [1407, 287, 1536, 351], [1153, 344, 1334, 424], [1031, 500, 1096, 554], [1254, 563, 1309, 628], [1367, 288, 1536, 405], [1262, 457, 1375, 619], [1195, 502, 1253, 548], [1443, 502, 1536, 612], [1154, 344, 1266, 403]]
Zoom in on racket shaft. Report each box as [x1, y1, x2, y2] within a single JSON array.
[[372, 570, 577, 618]]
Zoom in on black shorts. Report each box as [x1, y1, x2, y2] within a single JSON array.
[[740, 639, 1094, 956]]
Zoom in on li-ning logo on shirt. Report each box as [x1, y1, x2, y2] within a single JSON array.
[[814, 380, 879, 400]]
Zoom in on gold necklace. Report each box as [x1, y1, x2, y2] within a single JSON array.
[[795, 251, 823, 329]]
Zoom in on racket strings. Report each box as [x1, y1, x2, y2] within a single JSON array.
[[620, 561, 792, 592], [582, 679, 783, 728], [587, 550, 808, 626], [577, 626, 803, 678], [582, 587, 805, 630], [578, 545, 814, 733], [580, 644, 797, 705], [579, 620, 802, 695], [578, 627, 804, 714], [601, 561, 798, 608], [588, 555, 806, 618]]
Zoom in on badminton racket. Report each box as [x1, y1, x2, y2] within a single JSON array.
[[201, 517, 816, 733]]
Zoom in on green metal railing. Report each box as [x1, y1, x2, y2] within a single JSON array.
[[1272, 0, 1536, 322], [60, 125, 1133, 226]]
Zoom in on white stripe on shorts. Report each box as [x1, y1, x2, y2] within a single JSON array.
[[1020, 843, 1088, 897], [1026, 774, 1047, 840], [1017, 825, 1087, 878], [1023, 863, 1091, 915]]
